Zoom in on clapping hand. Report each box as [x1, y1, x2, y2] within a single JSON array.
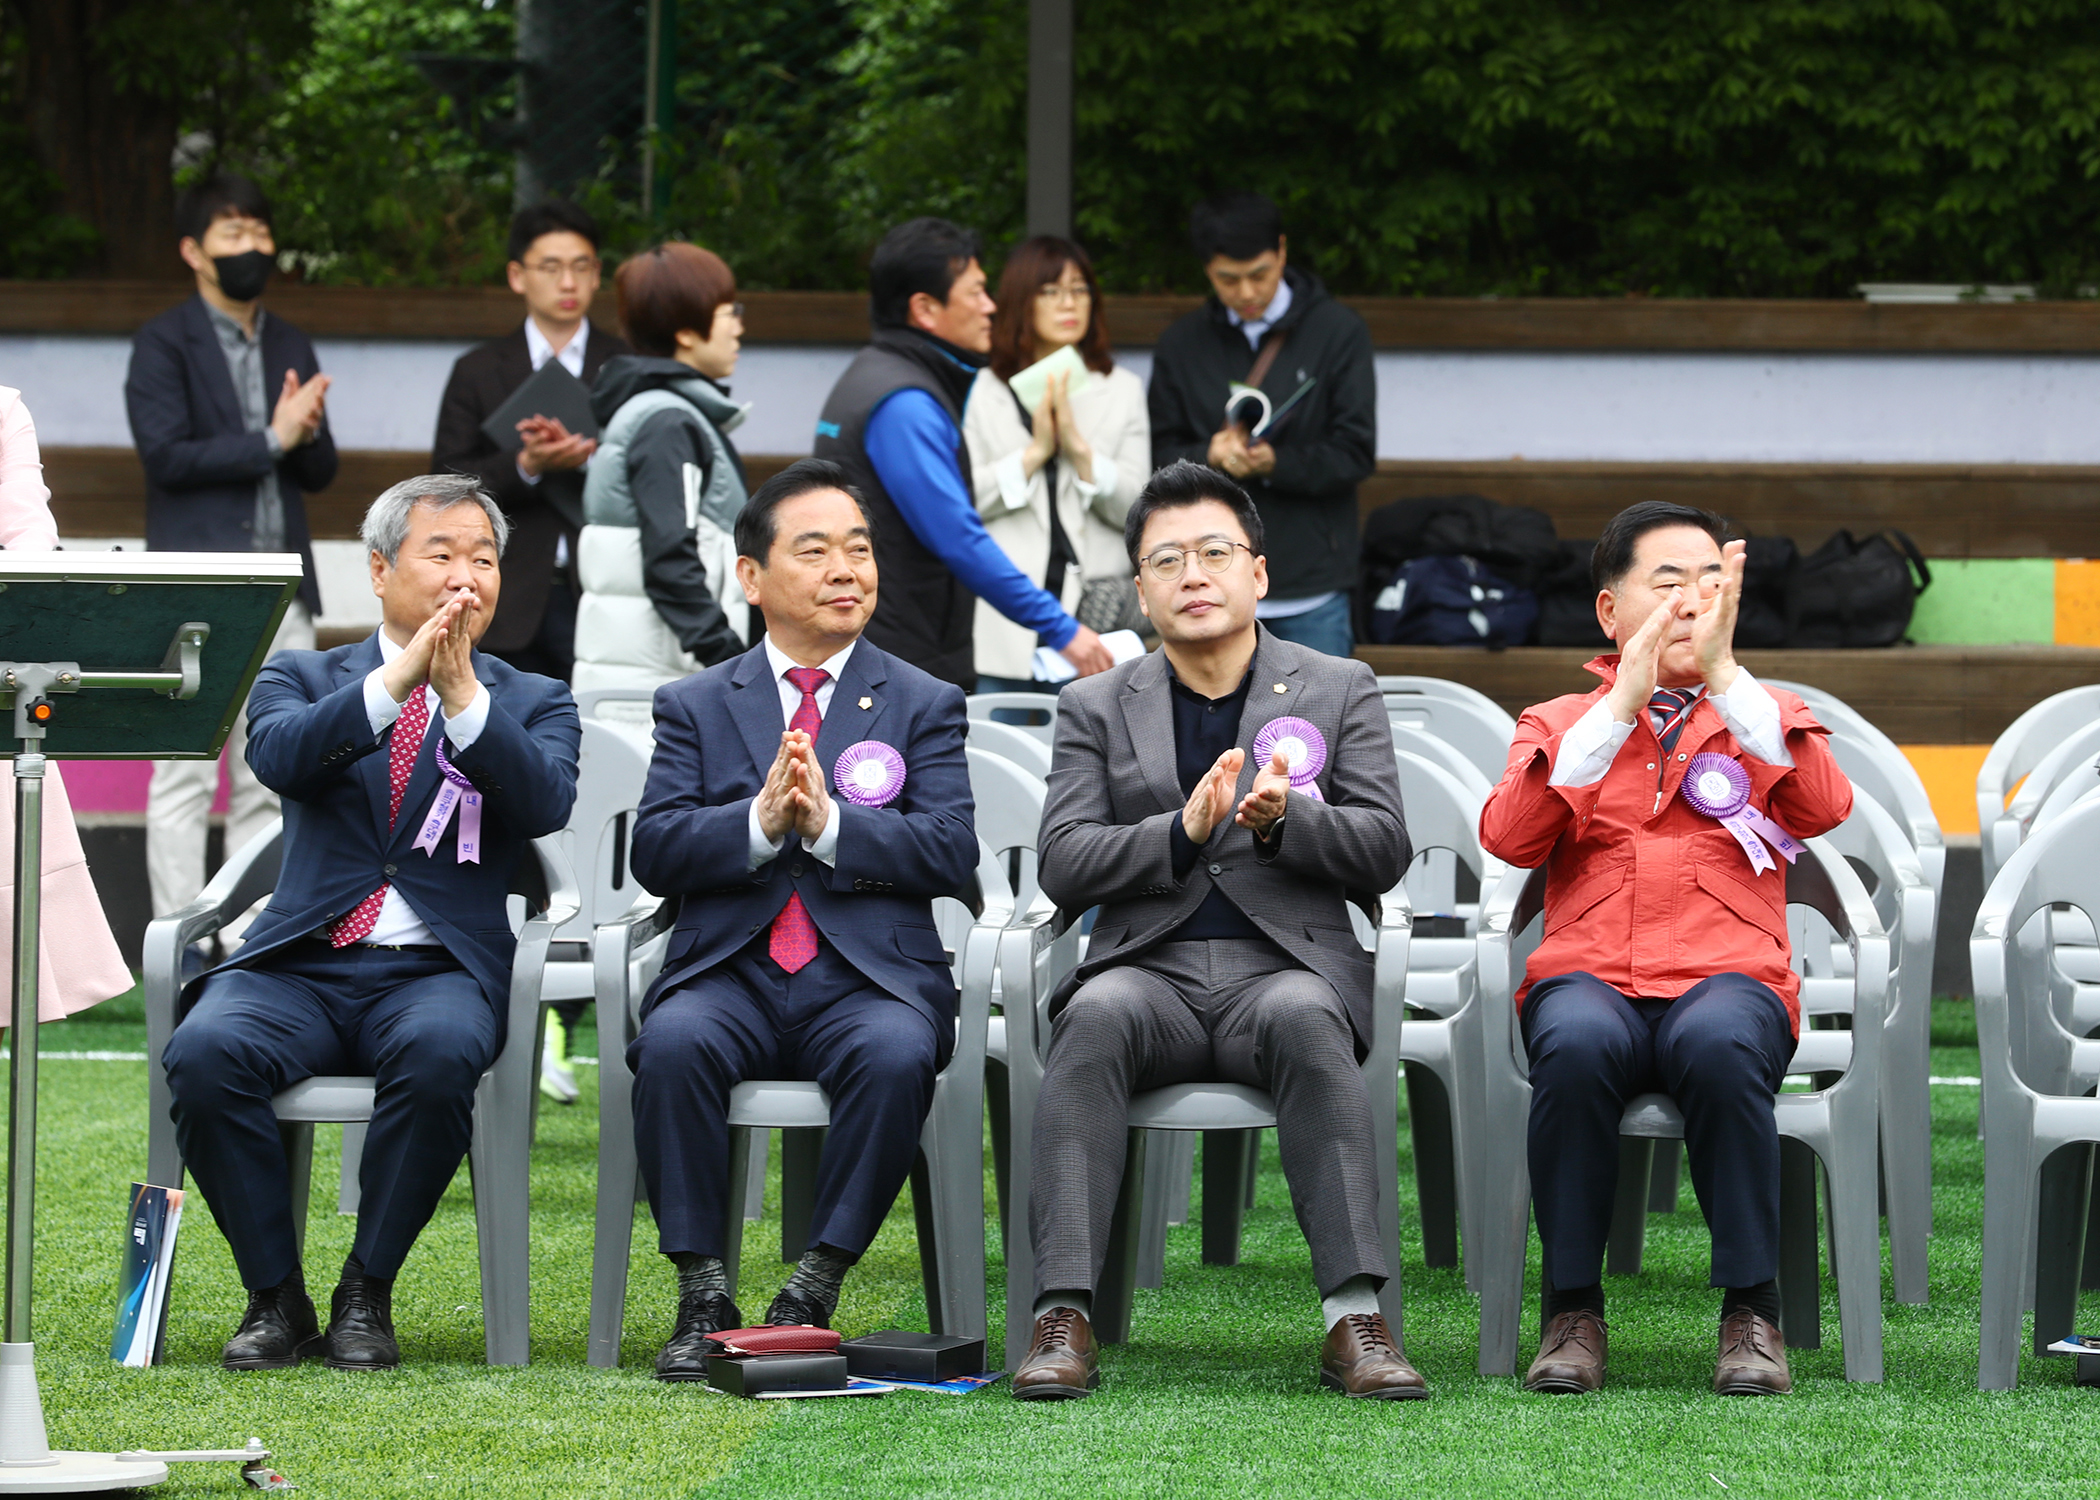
[[428, 590, 482, 717], [1604, 593, 1678, 726], [754, 732, 801, 843], [1023, 386, 1057, 478], [788, 733, 832, 842], [1048, 371, 1094, 484], [1234, 750, 1292, 838], [517, 414, 596, 476], [380, 592, 475, 709], [1182, 747, 1244, 844], [270, 369, 330, 451], [1690, 539, 1746, 694]]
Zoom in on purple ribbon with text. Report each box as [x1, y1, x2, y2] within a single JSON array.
[[413, 738, 482, 864]]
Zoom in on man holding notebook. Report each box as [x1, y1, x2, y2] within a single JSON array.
[[432, 200, 630, 682]]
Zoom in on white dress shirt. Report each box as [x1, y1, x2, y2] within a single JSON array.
[[743, 635, 857, 872], [352, 628, 494, 944], [1549, 667, 1794, 789]]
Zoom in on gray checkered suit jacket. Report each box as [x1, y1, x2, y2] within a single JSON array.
[[1036, 627, 1410, 1046]]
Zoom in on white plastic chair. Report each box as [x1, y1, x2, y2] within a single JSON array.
[[1380, 692, 1515, 786], [1978, 686, 2100, 888], [1766, 681, 1945, 899], [966, 691, 1060, 746], [143, 825, 579, 1366], [586, 846, 1011, 1365], [1472, 841, 1888, 1383], [996, 884, 1411, 1370], [966, 717, 1053, 780], [1377, 676, 1519, 739]]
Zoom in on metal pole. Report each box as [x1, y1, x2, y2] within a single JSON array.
[[641, 0, 678, 216], [4, 753, 41, 1344], [1026, 0, 1073, 239]]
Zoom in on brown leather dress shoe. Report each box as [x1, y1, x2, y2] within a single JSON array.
[[1524, 1310, 1607, 1394], [1320, 1312, 1428, 1399], [1012, 1306, 1099, 1400], [1714, 1309, 1791, 1395]]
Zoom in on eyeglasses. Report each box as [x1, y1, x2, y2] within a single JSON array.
[[525, 257, 600, 279], [1141, 541, 1253, 581], [721, 302, 746, 321], [1036, 283, 1092, 305]]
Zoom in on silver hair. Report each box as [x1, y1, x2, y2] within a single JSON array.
[[360, 473, 510, 564]]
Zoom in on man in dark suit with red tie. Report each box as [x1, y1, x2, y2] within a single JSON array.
[[432, 200, 630, 682], [625, 458, 977, 1380], [162, 474, 580, 1373]]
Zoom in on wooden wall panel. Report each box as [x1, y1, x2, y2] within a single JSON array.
[[12, 281, 2100, 351]]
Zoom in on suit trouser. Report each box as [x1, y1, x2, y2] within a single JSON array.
[[1523, 970, 1795, 1292], [163, 940, 499, 1289], [148, 602, 315, 920], [629, 939, 942, 1259], [1029, 937, 1388, 1299]]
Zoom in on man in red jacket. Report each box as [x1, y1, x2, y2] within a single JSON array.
[[1479, 502, 1852, 1399]]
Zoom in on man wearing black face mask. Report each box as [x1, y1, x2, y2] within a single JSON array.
[[125, 171, 338, 932]]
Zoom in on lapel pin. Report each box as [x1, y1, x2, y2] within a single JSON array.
[[858, 696, 872, 711], [1273, 683, 1288, 694]]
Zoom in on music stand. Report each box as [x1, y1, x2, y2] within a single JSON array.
[[0, 552, 299, 1492]]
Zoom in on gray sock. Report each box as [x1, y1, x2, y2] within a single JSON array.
[[669, 1252, 729, 1305], [1320, 1275, 1381, 1331], [777, 1243, 859, 1321], [1033, 1289, 1092, 1320]]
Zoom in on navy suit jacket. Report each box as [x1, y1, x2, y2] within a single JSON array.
[[124, 294, 337, 616], [211, 633, 581, 1009], [631, 637, 975, 1045]]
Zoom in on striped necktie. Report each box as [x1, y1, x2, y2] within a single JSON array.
[[1647, 687, 1703, 752]]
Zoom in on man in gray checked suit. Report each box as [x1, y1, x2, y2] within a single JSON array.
[[1012, 460, 1420, 1401]]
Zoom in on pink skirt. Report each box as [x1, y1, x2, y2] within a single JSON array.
[[0, 763, 133, 1024]]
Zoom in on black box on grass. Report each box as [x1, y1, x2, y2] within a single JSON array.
[[840, 1331, 985, 1383], [2077, 1353, 2100, 1388], [707, 1351, 851, 1397]]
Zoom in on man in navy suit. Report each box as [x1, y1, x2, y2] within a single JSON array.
[[627, 457, 976, 1379], [125, 171, 338, 931], [163, 474, 580, 1372]]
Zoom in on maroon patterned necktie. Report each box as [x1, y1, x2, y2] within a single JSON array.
[[767, 667, 830, 973], [328, 687, 432, 946]]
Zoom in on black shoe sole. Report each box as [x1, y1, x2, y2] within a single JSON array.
[[656, 1369, 711, 1383], [1320, 1371, 1430, 1400], [1012, 1373, 1099, 1400], [323, 1353, 400, 1371], [1714, 1377, 1788, 1396], [222, 1334, 324, 1371]]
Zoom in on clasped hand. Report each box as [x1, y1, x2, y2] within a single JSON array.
[[381, 591, 482, 718], [1605, 538, 1746, 723], [516, 414, 596, 477], [1182, 748, 1293, 844], [755, 730, 832, 845], [1205, 425, 1275, 481]]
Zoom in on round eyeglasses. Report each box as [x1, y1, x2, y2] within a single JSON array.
[[1141, 541, 1253, 581]]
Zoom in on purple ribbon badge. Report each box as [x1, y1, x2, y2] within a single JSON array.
[[413, 738, 482, 864], [1251, 716, 1327, 800], [1680, 752, 1804, 876], [833, 740, 906, 808]]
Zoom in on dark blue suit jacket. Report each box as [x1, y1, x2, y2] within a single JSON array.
[[214, 633, 581, 1008], [631, 637, 975, 1044], [124, 294, 337, 616]]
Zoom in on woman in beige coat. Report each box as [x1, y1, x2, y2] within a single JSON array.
[[963, 237, 1150, 691], [0, 387, 133, 1021]]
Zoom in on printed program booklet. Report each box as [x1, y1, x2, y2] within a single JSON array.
[[112, 1182, 184, 1367]]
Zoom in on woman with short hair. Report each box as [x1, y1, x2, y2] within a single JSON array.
[[574, 242, 751, 692], [962, 237, 1150, 693]]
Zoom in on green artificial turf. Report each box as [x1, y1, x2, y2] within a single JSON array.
[[4, 994, 2096, 1497]]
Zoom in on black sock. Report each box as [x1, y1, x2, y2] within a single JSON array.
[[1542, 1282, 1605, 1325], [341, 1254, 389, 1288], [1721, 1280, 1781, 1327], [669, 1252, 730, 1305], [776, 1243, 859, 1322]]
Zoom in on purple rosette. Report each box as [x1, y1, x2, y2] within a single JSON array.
[[833, 740, 907, 808], [1251, 716, 1327, 789], [1680, 751, 1805, 875]]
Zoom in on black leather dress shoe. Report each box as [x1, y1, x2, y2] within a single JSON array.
[[763, 1286, 831, 1329], [655, 1292, 743, 1381], [221, 1278, 322, 1370], [324, 1268, 401, 1371]]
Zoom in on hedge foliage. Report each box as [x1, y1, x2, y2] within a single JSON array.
[[7, 0, 2098, 294]]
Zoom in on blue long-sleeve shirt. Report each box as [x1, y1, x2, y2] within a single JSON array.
[[863, 387, 1078, 651]]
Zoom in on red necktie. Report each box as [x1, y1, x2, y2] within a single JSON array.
[[328, 687, 432, 947], [767, 667, 829, 973]]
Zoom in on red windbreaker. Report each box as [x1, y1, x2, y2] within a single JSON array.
[[1478, 657, 1854, 1034]]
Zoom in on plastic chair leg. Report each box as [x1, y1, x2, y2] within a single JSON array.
[[1647, 1144, 1682, 1213], [1202, 1129, 1253, 1266], [1135, 1132, 1171, 1290], [1405, 1062, 1459, 1268], [987, 1059, 1011, 1233], [1980, 1124, 2040, 1389], [1093, 1129, 1149, 1345], [587, 1040, 641, 1368], [1605, 1138, 1654, 1277], [2033, 1143, 2094, 1355], [1826, 1116, 1885, 1381], [910, 1155, 944, 1334], [780, 1127, 824, 1263], [722, 1125, 755, 1300], [1241, 1128, 1260, 1210], [2083, 1179, 2100, 1291], [917, 1091, 987, 1344], [1163, 1132, 1196, 1226], [338, 1122, 365, 1216], [470, 1081, 534, 1366], [281, 1122, 314, 1262], [742, 1130, 767, 1221], [1776, 1137, 1821, 1350]]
